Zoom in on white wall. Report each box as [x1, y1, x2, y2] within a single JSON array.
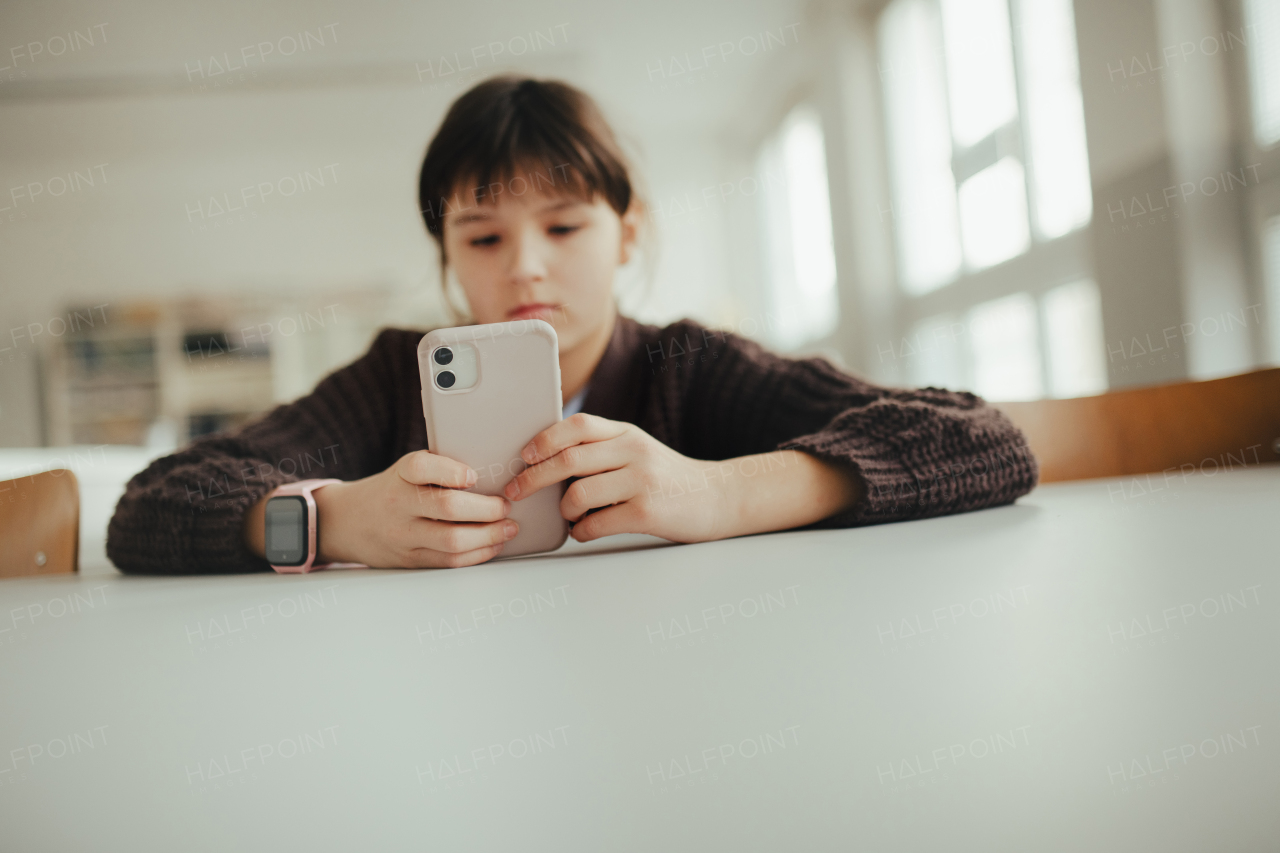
[[1, 0, 818, 446]]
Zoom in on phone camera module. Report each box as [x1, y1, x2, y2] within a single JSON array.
[[436, 370, 456, 389], [434, 347, 454, 366]]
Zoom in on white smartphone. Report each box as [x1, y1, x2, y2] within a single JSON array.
[[417, 319, 570, 558]]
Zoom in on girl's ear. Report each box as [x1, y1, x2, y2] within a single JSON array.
[[618, 200, 643, 265]]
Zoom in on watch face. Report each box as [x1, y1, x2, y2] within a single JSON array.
[[265, 495, 308, 566]]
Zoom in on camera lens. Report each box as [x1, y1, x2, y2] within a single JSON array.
[[434, 347, 453, 365], [436, 370, 456, 389]]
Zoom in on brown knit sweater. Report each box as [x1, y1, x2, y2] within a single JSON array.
[[107, 314, 1038, 574]]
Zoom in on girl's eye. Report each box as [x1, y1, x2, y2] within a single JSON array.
[[549, 224, 580, 236], [470, 234, 500, 247]]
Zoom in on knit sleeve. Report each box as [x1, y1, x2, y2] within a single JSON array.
[[106, 328, 415, 574], [674, 322, 1039, 527]]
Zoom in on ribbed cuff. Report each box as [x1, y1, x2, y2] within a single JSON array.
[[186, 470, 297, 573]]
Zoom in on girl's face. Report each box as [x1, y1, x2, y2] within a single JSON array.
[[442, 177, 639, 354]]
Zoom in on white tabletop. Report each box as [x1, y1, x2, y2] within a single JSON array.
[[1, 466, 1277, 852]]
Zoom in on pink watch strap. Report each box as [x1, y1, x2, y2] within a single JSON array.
[[268, 479, 341, 573]]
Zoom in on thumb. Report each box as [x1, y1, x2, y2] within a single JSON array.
[[395, 449, 477, 489]]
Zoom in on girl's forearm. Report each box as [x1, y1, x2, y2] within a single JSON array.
[[716, 449, 863, 539]]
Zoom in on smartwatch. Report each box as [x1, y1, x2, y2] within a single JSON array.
[[264, 479, 341, 573]]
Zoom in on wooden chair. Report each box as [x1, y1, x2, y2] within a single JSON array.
[[0, 469, 80, 578], [996, 367, 1280, 483]]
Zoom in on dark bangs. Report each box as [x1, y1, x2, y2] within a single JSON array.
[[418, 76, 634, 252]]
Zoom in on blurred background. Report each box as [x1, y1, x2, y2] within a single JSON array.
[[1, 0, 1278, 571]]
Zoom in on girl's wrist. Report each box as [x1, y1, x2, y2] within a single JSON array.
[[242, 481, 352, 564], [243, 494, 269, 559], [718, 450, 862, 538], [313, 481, 351, 564]]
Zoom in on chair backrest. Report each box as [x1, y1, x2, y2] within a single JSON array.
[[996, 367, 1280, 483], [0, 469, 80, 578]]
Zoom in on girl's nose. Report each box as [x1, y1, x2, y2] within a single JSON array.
[[508, 226, 548, 284]]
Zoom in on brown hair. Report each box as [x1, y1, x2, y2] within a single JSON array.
[[419, 75, 638, 271]]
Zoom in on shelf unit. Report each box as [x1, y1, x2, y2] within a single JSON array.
[[43, 291, 394, 447]]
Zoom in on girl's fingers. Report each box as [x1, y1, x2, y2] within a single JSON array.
[[559, 468, 636, 522], [520, 414, 629, 466], [412, 482, 509, 522], [409, 542, 506, 569], [507, 434, 630, 500], [569, 502, 646, 542], [409, 518, 518, 556], [396, 449, 476, 489]]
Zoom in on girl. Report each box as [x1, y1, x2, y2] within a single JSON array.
[[107, 76, 1038, 574]]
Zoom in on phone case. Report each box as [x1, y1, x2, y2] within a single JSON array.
[[418, 319, 570, 558]]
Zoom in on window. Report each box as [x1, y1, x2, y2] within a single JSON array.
[[877, 0, 1101, 400], [1042, 279, 1106, 397], [880, 0, 1091, 285], [1243, 0, 1280, 148], [939, 0, 1018, 149], [756, 103, 840, 350], [904, 280, 1105, 401], [879, 0, 961, 293], [905, 314, 965, 391], [968, 292, 1043, 401], [1018, 0, 1093, 237], [1266, 216, 1280, 363], [956, 156, 1030, 270], [1240, 2, 1280, 366]]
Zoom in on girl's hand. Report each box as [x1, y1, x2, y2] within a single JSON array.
[[503, 414, 732, 543], [310, 450, 518, 568]]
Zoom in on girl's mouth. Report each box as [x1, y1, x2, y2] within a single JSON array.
[[509, 303, 561, 322]]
